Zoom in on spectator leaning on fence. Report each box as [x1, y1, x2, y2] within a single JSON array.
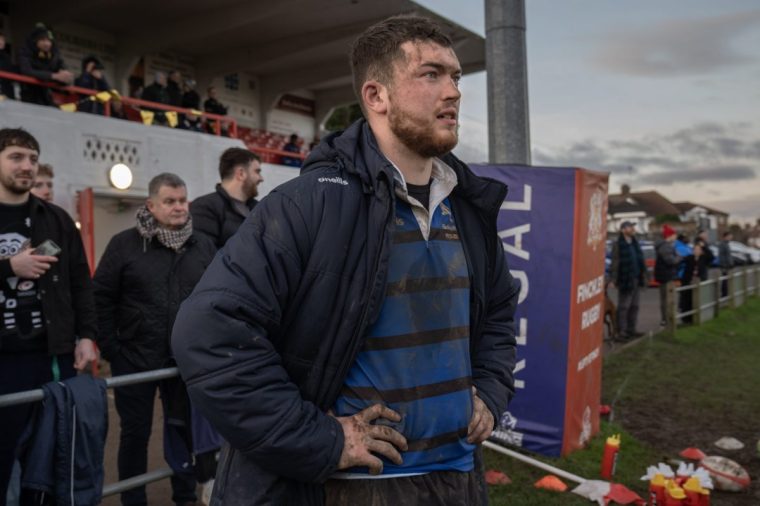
[[609, 221, 646, 340], [18, 24, 73, 106], [93, 173, 218, 506], [0, 128, 98, 502], [190, 148, 263, 250], [172, 15, 518, 506], [654, 224, 681, 327]]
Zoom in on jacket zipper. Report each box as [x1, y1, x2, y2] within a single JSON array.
[[324, 176, 392, 408]]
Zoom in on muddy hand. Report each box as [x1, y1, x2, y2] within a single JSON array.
[[333, 404, 408, 475], [467, 387, 494, 444]]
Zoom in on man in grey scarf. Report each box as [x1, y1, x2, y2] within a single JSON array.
[[94, 173, 217, 506]]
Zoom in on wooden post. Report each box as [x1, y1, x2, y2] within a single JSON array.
[[666, 281, 677, 335], [714, 277, 720, 318], [692, 281, 701, 325], [728, 270, 735, 308]]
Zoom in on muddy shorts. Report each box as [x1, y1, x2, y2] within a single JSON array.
[[324, 470, 483, 506]]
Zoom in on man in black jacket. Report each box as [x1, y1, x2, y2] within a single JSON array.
[[94, 173, 216, 506], [74, 55, 110, 115], [609, 221, 646, 340], [172, 15, 518, 506], [18, 24, 73, 106], [0, 128, 97, 503], [190, 148, 262, 249]]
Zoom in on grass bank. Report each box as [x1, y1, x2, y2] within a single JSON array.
[[486, 297, 760, 505]]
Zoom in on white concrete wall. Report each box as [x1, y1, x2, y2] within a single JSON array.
[[1, 98, 301, 205], [0, 98, 244, 216]]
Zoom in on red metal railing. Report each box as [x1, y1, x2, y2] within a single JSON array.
[[0, 69, 237, 137]]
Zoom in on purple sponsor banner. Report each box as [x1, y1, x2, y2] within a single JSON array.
[[471, 164, 576, 456]]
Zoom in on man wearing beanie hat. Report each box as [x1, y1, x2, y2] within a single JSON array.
[[18, 23, 72, 106], [654, 224, 681, 326]]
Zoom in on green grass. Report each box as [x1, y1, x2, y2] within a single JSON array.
[[486, 297, 760, 505], [603, 297, 760, 419]]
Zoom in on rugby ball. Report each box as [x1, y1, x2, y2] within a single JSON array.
[[699, 455, 751, 492]]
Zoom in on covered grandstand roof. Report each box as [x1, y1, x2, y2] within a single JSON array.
[[7, 0, 485, 107]]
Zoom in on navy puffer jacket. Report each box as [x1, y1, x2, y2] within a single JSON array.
[[172, 119, 519, 505]]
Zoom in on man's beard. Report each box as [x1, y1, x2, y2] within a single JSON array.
[[388, 103, 458, 159], [242, 176, 258, 200], [0, 173, 33, 195]]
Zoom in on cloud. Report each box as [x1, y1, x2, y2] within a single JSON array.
[[533, 121, 760, 187], [594, 10, 760, 77], [638, 165, 756, 185]]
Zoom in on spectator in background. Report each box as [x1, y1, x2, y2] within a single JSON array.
[[654, 224, 681, 327], [18, 23, 73, 106], [94, 173, 217, 506], [693, 229, 714, 282], [609, 221, 646, 340], [0, 128, 98, 501], [203, 86, 228, 136], [719, 231, 734, 297], [31, 162, 54, 202], [167, 70, 183, 107], [180, 79, 203, 132], [141, 71, 170, 125], [75, 55, 110, 115], [110, 97, 129, 120], [281, 133, 302, 167], [191, 148, 263, 249], [675, 234, 696, 324], [203, 86, 227, 115], [0, 32, 15, 99]]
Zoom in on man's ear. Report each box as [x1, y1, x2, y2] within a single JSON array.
[[362, 80, 388, 116], [145, 198, 154, 212]]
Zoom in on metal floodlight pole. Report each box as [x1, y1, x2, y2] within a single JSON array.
[[485, 0, 531, 165]]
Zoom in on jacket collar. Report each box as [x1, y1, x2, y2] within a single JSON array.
[[302, 119, 507, 216], [215, 183, 256, 211]]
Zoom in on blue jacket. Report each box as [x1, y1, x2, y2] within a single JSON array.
[[172, 120, 519, 505], [20, 374, 108, 506]]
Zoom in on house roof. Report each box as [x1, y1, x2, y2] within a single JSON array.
[[673, 201, 729, 217], [609, 191, 682, 217]]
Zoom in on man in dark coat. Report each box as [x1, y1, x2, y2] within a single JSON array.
[[140, 72, 169, 125], [18, 24, 73, 106], [609, 221, 646, 339], [190, 148, 263, 249], [172, 15, 518, 506], [94, 173, 216, 506], [693, 229, 714, 281], [74, 55, 110, 115], [0, 32, 15, 99], [655, 224, 681, 326], [0, 128, 97, 503]]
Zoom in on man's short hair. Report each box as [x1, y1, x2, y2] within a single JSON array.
[[37, 163, 54, 178], [148, 172, 185, 197], [218, 148, 260, 180], [350, 15, 452, 105], [0, 128, 41, 154]]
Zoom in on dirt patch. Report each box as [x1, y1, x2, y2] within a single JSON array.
[[615, 399, 759, 505]]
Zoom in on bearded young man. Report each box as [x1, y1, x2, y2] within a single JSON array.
[[94, 173, 217, 506], [190, 147, 263, 249], [0, 128, 97, 503], [172, 15, 518, 506]]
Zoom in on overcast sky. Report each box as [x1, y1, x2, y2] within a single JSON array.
[[416, 0, 760, 223]]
